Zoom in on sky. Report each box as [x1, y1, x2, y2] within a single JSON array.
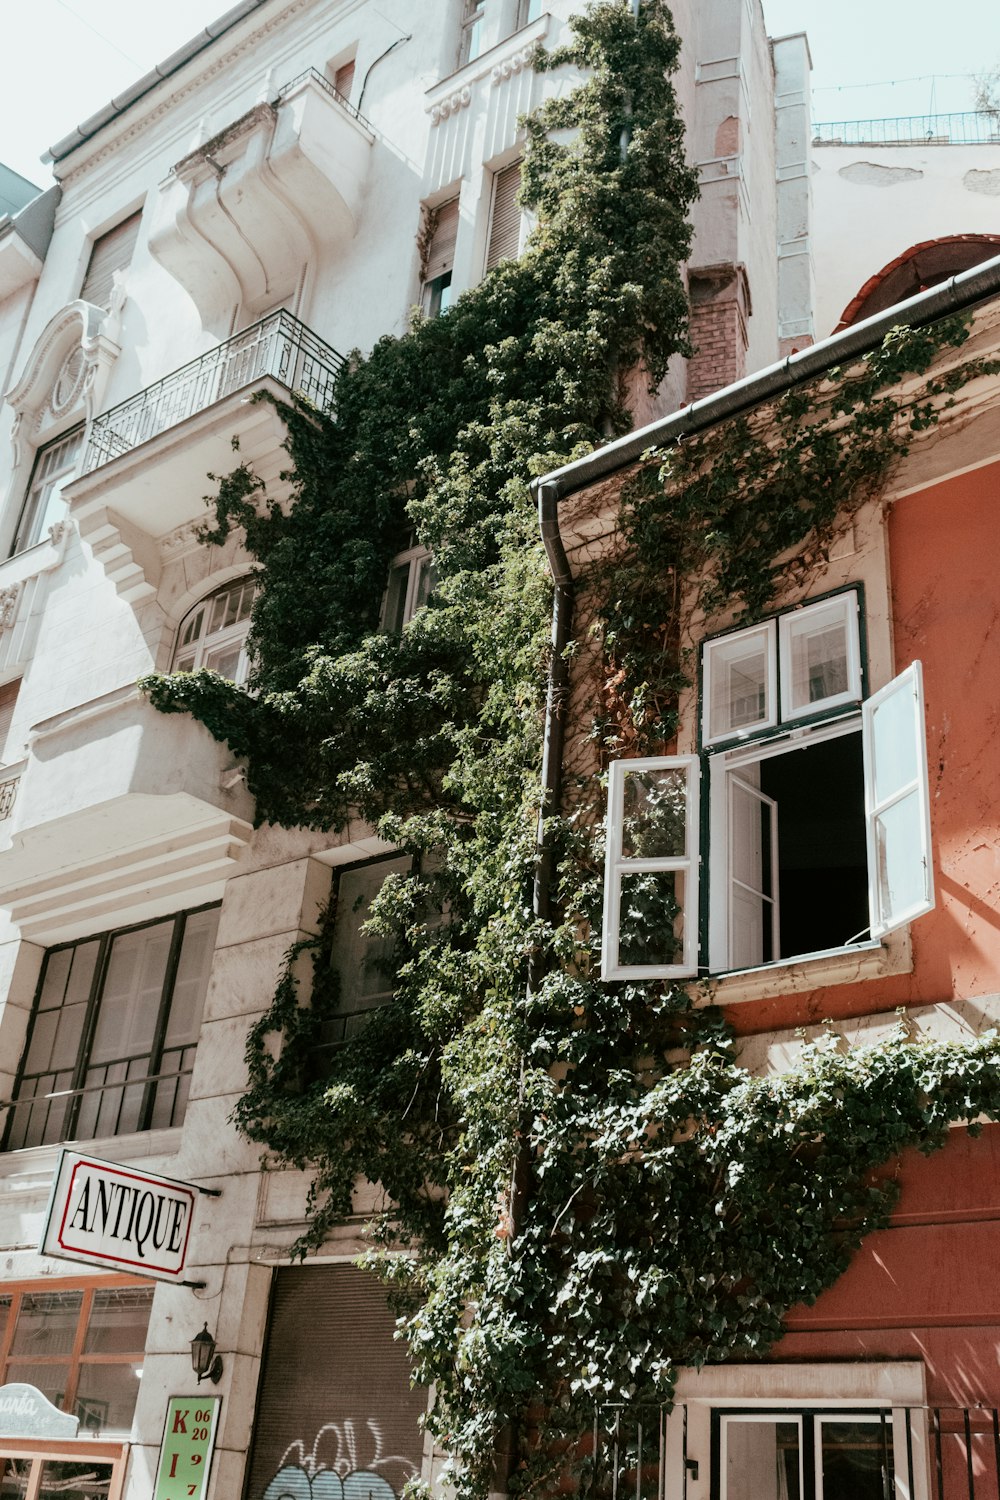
[[2, 0, 1000, 190]]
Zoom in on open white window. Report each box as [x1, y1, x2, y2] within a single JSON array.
[[601, 659, 934, 981], [863, 660, 933, 938], [601, 756, 700, 979]]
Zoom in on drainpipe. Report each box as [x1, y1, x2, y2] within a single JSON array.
[[530, 480, 575, 956]]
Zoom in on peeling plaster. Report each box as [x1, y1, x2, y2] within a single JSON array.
[[838, 161, 924, 187], [964, 168, 1000, 197]]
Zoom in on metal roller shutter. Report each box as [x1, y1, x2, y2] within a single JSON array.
[[243, 1265, 427, 1500]]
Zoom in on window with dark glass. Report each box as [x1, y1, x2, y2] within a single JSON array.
[[380, 546, 437, 632], [9, 426, 83, 557], [0, 1280, 152, 1437], [4, 905, 219, 1151]]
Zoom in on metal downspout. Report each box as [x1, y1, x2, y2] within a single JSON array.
[[531, 480, 575, 953]]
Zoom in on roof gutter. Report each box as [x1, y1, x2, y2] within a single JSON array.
[[533, 250, 1000, 505]]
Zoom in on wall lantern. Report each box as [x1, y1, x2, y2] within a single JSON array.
[[190, 1323, 224, 1384]]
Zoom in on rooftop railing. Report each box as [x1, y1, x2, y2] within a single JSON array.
[[83, 310, 345, 474], [814, 111, 1000, 147]]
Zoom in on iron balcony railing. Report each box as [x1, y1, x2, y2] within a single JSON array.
[[0, 770, 19, 821], [83, 310, 346, 474], [275, 65, 376, 135], [814, 111, 1000, 147], [588, 1403, 1000, 1500]]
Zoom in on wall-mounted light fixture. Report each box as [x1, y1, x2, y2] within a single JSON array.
[[190, 1323, 224, 1384]]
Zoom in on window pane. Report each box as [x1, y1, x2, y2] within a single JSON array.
[[202, 641, 242, 679], [88, 923, 171, 1064], [84, 1286, 153, 1354], [332, 857, 410, 1016], [874, 792, 925, 921], [705, 625, 774, 742], [871, 680, 918, 804], [616, 871, 688, 968], [0, 1458, 31, 1499], [723, 1419, 801, 1500], [820, 1419, 893, 1500], [162, 908, 219, 1049], [620, 768, 689, 858], [382, 562, 410, 633], [781, 598, 857, 717], [10, 1290, 82, 1357], [38, 1460, 114, 1499], [74, 1363, 144, 1436], [4, 1362, 70, 1408], [21, 941, 99, 1073]]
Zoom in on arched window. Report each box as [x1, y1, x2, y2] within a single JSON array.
[[172, 577, 256, 684]]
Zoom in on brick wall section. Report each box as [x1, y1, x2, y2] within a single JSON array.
[[686, 263, 751, 403]]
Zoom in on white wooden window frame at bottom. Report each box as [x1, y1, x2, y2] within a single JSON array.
[[0, 1440, 129, 1500]]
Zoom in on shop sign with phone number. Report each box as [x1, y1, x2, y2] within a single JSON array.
[[153, 1395, 221, 1500]]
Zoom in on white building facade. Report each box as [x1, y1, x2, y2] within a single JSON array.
[[0, 1, 814, 1496]]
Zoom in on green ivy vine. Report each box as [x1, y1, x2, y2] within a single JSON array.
[[140, 4, 1000, 1497]]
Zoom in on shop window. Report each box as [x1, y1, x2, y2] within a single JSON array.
[[172, 576, 256, 684], [713, 1409, 898, 1500], [79, 212, 141, 312], [0, 1280, 152, 1436], [380, 546, 437, 632], [602, 591, 934, 979], [9, 426, 83, 557], [4, 905, 219, 1151], [243, 1265, 427, 1500], [484, 161, 523, 272], [421, 197, 459, 317]]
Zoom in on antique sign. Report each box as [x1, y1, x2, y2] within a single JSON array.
[[153, 1395, 221, 1500], [0, 1383, 80, 1440], [40, 1150, 201, 1283]]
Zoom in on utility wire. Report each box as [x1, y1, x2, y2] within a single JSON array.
[[50, 0, 145, 69]]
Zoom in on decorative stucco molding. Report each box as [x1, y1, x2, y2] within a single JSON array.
[[6, 300, 122, 472]]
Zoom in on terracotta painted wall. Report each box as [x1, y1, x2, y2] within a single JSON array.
[[726, 458, 1000, 1034]]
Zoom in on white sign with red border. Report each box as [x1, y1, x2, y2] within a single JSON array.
[[40, 1151, 205, 1284]]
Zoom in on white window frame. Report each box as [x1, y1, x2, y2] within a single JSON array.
[[702, 620, 777, 747], [778, 592, 862, 721], [172, 576, 256, 684], [380, 545, 436, 631], [863, 659, 934, 938], [603, 666, 933, 982], [601, 755, 700, 980], [10, 425, 83, 557]]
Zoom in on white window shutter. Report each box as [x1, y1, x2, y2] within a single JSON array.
[[423, 198, 460, 284], [602, 755, 700, 980], [862, 660, 935, 939], [485, 162, 522, 272]]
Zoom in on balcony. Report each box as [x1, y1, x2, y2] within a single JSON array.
[[149, 69, 375, 326], [66, 311, 344, 596], [0, 685, 253, 943]]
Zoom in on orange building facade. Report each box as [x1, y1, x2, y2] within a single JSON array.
[[536, 263, 1000, 1500]]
